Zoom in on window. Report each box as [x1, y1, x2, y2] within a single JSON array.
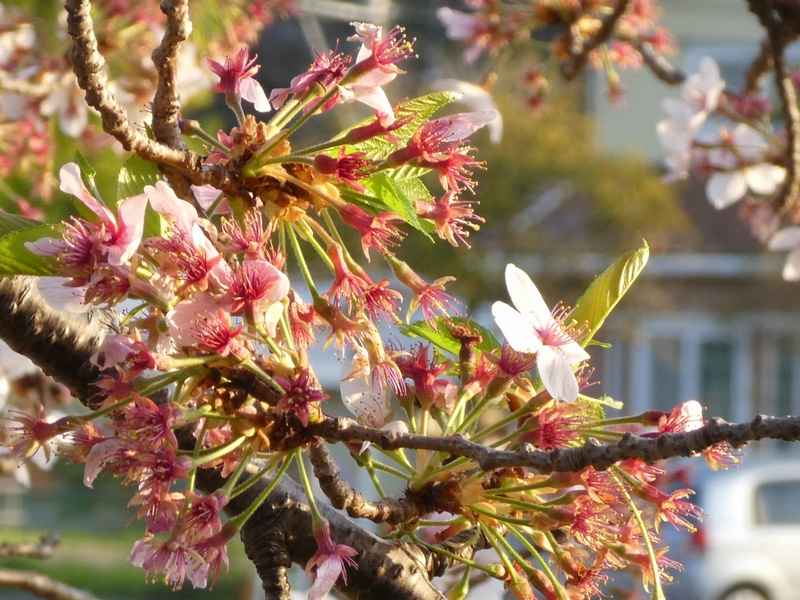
[[608, 313, 800, 427], [754, 480, 800, 525]]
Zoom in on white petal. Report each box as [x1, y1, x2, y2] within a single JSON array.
[[340, 357, 389, 427], [783, 246, 800, 281], [537, 345, 580, 403], [492, 301, 541, 354], [504, 264, 551, 324], [560, 339, 591, 364], [768, 227, 800, 251], [706, 172, 747, 209], [731, 125, 767, 158], [745, 163, 785, 195]]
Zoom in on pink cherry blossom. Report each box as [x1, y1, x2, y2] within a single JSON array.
[[28, 163, 147, 269], [305, 520, 358, 600], [207, 48, 270, 112]]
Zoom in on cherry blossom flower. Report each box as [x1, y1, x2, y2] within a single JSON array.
[[705, 125, 785, 209], [336, 204, 404, 260], [682, 56, 725, 114], [314, 148, 375, 192], [167, 302, 250, 361], [130, 535, 210, 589], [1, 403, 66, 463], [429, 78, 503, 144], [340, 23, 415, 123], [656, 57, 725, 182], [492, 264, 590, 402], [415, 191, 483, 247], [387, 112, 492, 192], [274, 369, 328, 427], [305, 520, 358, 600], [269, 49, 351, 111], [768, 226, 800, 281], [436, 7, 484, 64], [27, 163, 147, 269], [340, 354, 392, 429], [340, 354, 407, 452], [228, 259, 290, 335], [207, 48, 270, 112]]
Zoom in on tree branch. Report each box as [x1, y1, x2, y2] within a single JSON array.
[[0, 534, 60, 559], [0, 275, 445, 599], [747, 0, 800, 212], [561, 0, 632, 81], [64, 0, 241, 196], [0, 568, 100, 600]]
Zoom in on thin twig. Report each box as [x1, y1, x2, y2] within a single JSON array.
[[64, 0, 240, 195], [561, 0, 632, 81], [629, 39, 684, 85], [309, 443, 429, 525]]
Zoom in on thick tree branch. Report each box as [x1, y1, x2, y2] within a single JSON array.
[[309, 443, 430, 525]]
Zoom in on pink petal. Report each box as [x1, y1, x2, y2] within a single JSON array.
[[36, 278, 90, 313], [108, 192, 148, 265], [240, 77, 271, 112], [59, 163, 115, 227], [83, 439, 127, 488]]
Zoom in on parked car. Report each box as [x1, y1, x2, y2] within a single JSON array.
[[673, 457, 800, 600]]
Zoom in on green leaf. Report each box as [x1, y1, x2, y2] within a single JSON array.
[[579, 394, 624, 410], [571, 241, 649, 347], [400, 317, 501, 357], [0, 212, 42, 237], [363, 172, 434, 238], [116, 155, 161, 204], [343, 92, 462, 159], [0, 224, 58, 276]]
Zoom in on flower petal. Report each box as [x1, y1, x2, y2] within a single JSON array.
[[240, 77, 271, 112], [706, 172, 747, 209], [745, 163, 785, 195], [768, 226, 800, 251], [783, 246, 800, 281], [504, 264, 550, 325], [492, 301, 541, 354], [59, 162, 115, 227], [537, 345, 580, 402]]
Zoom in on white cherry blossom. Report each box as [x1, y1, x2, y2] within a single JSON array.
[[705, 125, 785, 209], [492, 264, 589, 402]]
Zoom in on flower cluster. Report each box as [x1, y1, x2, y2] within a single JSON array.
[[0, 14, 738, 600], [654, 57, 800, 279]]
